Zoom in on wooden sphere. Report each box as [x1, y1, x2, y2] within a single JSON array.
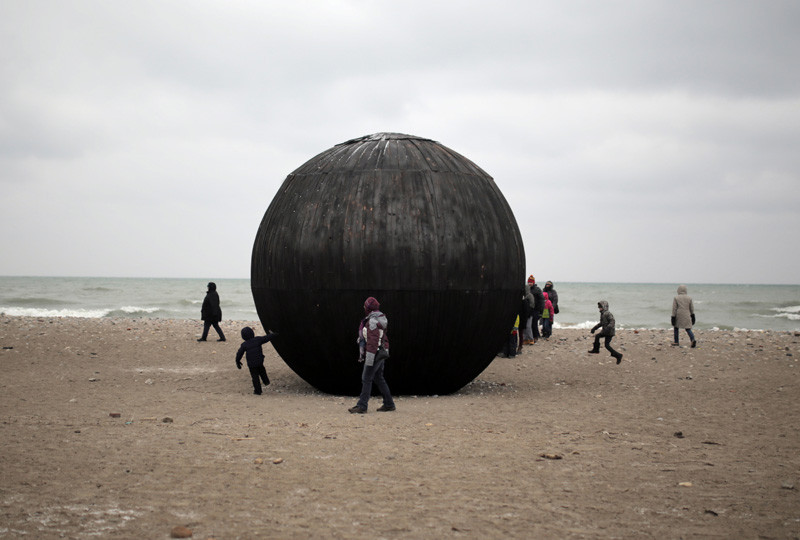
[[252, 133, 524, 395]]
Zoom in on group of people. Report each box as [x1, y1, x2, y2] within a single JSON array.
[[504, 278, 698, 365], [198, 279, 697, 409], [196, 282, 394, 413], [504, 276, 559, 357]]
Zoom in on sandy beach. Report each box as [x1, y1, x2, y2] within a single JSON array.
[[1, 315, 798, 539]]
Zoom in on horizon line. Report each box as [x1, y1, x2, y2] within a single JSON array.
[[1, 274, 799, 287]]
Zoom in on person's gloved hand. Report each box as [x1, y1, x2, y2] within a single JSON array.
[[236, 361, 242, 369], [590, 328, 595, 334], [691, 314, 696, 325], [671, 316, 676, 327]]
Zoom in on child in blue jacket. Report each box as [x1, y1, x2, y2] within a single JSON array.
[[235, 327, 278, 394]]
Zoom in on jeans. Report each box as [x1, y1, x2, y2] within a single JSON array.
[[356, 357, 394, 410], [541, 318, 552, 338], [674, 327, 695, 343]]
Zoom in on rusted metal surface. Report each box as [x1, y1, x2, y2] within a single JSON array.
[[252, 133, 525, 395]]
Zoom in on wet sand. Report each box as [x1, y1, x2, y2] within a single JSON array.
[[1, 315, 798, 539]]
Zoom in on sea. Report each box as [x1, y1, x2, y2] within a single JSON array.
[[0, 276, 799, 332]]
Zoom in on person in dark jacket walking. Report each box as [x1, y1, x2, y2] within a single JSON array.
[[588, 300, 623, 364], [198, 282, 225, 342], [349, 297, 395, 414], [235, 326, 278, 394]]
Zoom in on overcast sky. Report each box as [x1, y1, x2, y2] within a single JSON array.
[[2, 1, 799, 284]]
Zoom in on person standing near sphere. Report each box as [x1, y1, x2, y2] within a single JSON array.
[[349, 296, 395, 414], [527, 276, 544, 344], [543, 281, 559, 316], [541, 292, 554, 339], [198, 282, 226, 342]]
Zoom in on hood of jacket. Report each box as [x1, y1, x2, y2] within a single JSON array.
[[241, 326, 255, 340], [364, 296, 380, 314], [677, 284, 688, 295], [543, 292, 549, 301], [598, 300, 609, 312]]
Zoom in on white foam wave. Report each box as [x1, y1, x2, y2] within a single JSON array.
[[0, 306, 110, 318], [771, 312, 800, 321], [774, 305, 800, 314], [553, 320, 596, 330], [120, 306, 160, 314], [758, 307, 800, 321]]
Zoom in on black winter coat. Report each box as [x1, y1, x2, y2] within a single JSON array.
[[201, 291, 222, 323], [236, 327, 277, 368], [530, 285, 545, 314]]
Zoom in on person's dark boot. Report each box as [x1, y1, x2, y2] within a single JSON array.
[[588, 349, 600, 354], [616, 354, 623, 364], [348, 406, 367, 414]]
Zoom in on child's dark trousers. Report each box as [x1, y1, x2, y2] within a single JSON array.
[[592, 335, 622, 360], [249, 365, 270, 394]]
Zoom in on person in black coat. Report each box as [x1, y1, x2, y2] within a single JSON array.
[[543, 281, 559, 315], [198, 282, 226, 342], [236, 326, 278, 394]]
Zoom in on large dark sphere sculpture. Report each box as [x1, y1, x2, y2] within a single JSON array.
[[251, 133, 525, 395]]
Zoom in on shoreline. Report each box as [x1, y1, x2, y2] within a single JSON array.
[[2, 313, 798, 334], [1, 315, 798, 538]]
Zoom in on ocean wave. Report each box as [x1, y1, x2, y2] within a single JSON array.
[[106, 306, 166, 318], [1, 305, 165, 319], [0, 306, 110, 318], [761, 312, 800, 321], [119, 305, 160, 314], [554, 320, 596, 330], [4, 297, 71, 307], [758, 306, 800, 321]]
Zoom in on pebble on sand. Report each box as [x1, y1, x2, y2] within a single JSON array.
[[170, 525, 192, 538]]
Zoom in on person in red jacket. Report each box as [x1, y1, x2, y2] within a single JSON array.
[[349, 297, 395, 414]]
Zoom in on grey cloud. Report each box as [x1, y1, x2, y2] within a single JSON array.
[[1, 0, 798, 283]]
